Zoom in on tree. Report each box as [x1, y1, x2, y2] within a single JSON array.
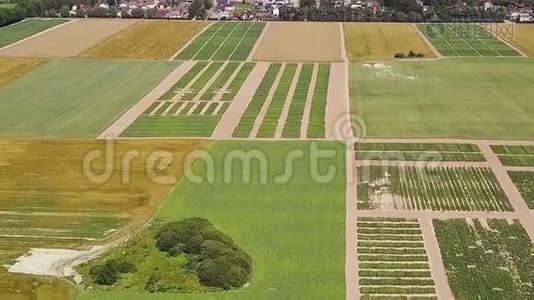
[[131, 7, 144, 18], [188, 0, 212, 20], [394, 11, 408, 22]]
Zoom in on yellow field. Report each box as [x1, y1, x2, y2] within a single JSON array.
[[0, 139, 206, 299], [80, 20, 211, 60], [495, 24, 534, 56], [343, 23, 436, 61], [0, 58, 44, 88]]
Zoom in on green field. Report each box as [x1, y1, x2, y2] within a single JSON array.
[[0, 19, 68, 48], [508, 171, 534, 208], [356, 143, 486, 162], [434, 218, 534, 298], [176, 22, 265, 61], [418, 23, 519, 57], [80, 141, 346, 299], [492, 145, 534, 166], [358, 218, 437, 298], [307, 64, 329, 138], [357, 165, 511, 211], [351, 59, 534, 139], [0, 59, 177, 137]]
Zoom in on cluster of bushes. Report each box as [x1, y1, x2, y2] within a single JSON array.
[[89, 259, 136, 285], [155, 218, 252, 290], [394, 50, 425, 58], [0, 6, 24, 27]]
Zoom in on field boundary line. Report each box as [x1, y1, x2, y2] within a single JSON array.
[[211, 62, 270, 138], [355, 160, 490, 168], [191, 22, 228, 60], [213, 62, 245, 101], [210, 22, 241, 60], [505, 166, 534, 172], [0, 19, 78, 52], [470, 27, 502, 56], [192, 61, 228, 102], [168, 21, 214, 61], [339, 22, 349, 62], [96, 61, 195, 139], [250, 63, 286, 138], [428, 24, 461, 57], [452, 25, 483, 57], [275, 63, 302, 138], [248, 21, 269, 61], [326, 63, 352, 140], [412, 24, 443, 59], [419, 217, 454, 299], [356, 210, 518, 219], [346, 142, 359, 300], [483, 25, 527, 57], [300, 63, 319, 139], [362, 138, 534, 145], [228, 22, 255, 60]]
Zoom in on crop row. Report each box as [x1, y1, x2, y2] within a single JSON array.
[[144, 101, 228, 117], [160, 62, 209, 100], [122, 115, 220, 137], [492, 144, 534, 166], [498, 155, 534, 167], [257, 64, 297, 138], [357, 166, 512, 211], [180, 62, 224, 101], [356, 151, 486, 162], [220, 62, 255, 101], [233, 63, 281, 137], [356, 143, 481, 153], [434, 218, 534, 298], [307, 64, 329, 138], [508, 171, 534, 208], [176, 22, 226, 60], [281, 64, 314, 138], [491, 145, 534, 155], [199, 62, 240, 100]]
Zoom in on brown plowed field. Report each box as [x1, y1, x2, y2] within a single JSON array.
[[252, 22, 343, 62], [0, 19, 138, 58]]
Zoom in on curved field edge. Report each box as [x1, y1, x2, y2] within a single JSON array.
[[79, 141, 346, 299]]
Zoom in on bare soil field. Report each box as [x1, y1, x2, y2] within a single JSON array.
[[0, 19, 138, 58], [0, 58, 45, 88], [492, 24, 534, 56], [343, 23, 436, 61], [252, 22, 344, 62], [80, 20, 210, 60]]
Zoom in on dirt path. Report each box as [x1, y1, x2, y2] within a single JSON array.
[[412, 23, 444, 59], [419, 217, 454, 299], [505, 166, 534, 172], [247, 22, 270, 61], [211, 62, 270, 139], [300, 63, 319, 139], [192, 61, 228, 102], [339, 23, 349, 62], [345, 142, 359, 300], [275, 64, 301, 138], [97, 61, 195, 139], [326, 63, 352, 140], [250, 63, 286, 138]]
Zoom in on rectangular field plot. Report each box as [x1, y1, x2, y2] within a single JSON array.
[[434, 218, 534, 299], [357, 165, 511, 211], [122, 61, 254, 137], [417, 23, 519, 57], [233, 63, 330, 139], [176, 21, 265, 61], [491, 145, 534, 166], [357, 217, 437, 299], [356, 142, 485, 162], [0, 19, 68, 48], [508, 171, 534, 209]]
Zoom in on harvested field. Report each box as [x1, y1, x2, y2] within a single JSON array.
[[0, 19, 68, 48], [491, 145, 534, 166], [122, 61, 255, 137], [0, 58, 45, 88], [252, 22, 343, 62], [350, 59, 534, 140], [80, 20, 210, 60], [357, 217, 437, 298], [355, 142, 486, 162], [434, 218, 534, 298], [417, 23, 519, 57], [507, 171, 534, 208], [357, 165, 512, 211], [343, 23, 436, 61], [176, 21, 265, 61], [0, 139, 205, 299], [233, 62, 330, 138], [0, 19, 138, 58], [0, 59, 177, 137]]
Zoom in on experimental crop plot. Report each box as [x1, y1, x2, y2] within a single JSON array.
[[0, 19, 68, 48], [491, 145, 534, 167], [508, 171, 534, 209], [417, 23, 520, 57], [355, 142, 485, 162], [176, 21, 265, 61], [232, 63, 330, 139], [357, 165, 512, 211], [357, 217, 437, 299], [122, 61, 255, 137], [434, 218, 534, 298]]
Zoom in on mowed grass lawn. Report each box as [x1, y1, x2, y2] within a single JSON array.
[[80, 141, 346, 299], [0, 58, 45, 87], [0, 59, 178, 137], [344, 23, 436, 61], [80, 20, 210, 60], [0, 19, 67, 48], [351, 58, 534, 140]]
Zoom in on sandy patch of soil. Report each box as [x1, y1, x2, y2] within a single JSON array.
[[0, 19, 138, 58]]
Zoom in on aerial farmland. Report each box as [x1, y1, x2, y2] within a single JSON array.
[[0, 9, 534, 300]]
